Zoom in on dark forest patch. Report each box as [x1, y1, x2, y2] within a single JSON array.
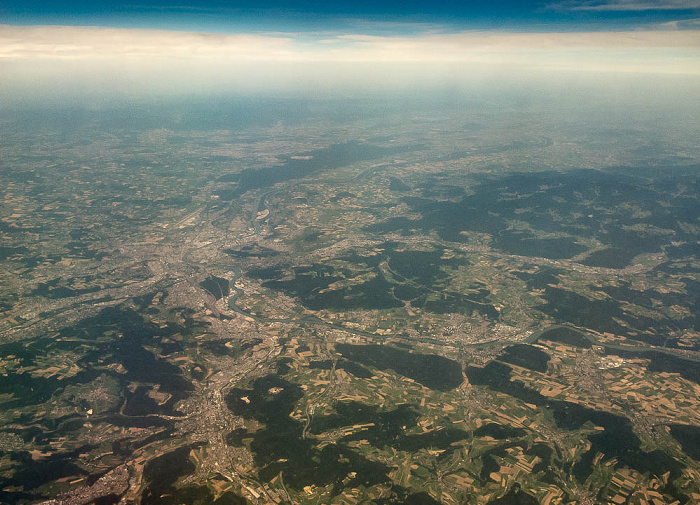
[[226, 376, 390, 492], [497, 344, 550, 373], [232, 142, 408, 195], [200, 275, 229, 300], [537, 327, 592, 348], [335, 344, 463, 390], [364, 170, 696, 263], [580, 248, 639, 269], [669, 424, 700, 460]]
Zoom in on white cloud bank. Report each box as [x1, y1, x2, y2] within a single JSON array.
[[1, 25, 698, 64], [0, 24, 699, 100], [0, 25, 297, 61], [549, 0, 700, 11]]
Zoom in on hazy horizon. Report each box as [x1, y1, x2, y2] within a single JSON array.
[[1, 0, 699, 105]]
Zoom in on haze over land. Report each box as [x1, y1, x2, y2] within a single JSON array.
[[0, 1, 699, 504]]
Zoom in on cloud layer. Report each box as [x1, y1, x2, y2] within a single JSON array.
[[549, 0, 700, 11], [1, 24, 698, 101], [1, 24, 699, 64]]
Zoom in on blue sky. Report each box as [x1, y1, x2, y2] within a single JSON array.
[[1, 0, 699, 33]]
